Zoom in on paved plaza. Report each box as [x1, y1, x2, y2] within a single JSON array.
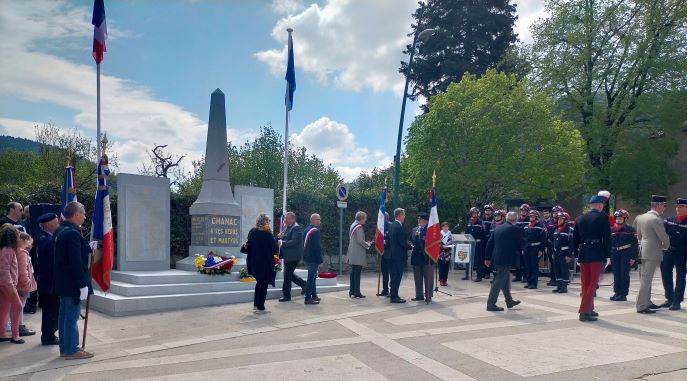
[[1, 269, 686, 381]]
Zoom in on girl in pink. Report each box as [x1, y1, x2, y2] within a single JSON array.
[[16, 232, 37, 337], [0, 224, 24, 344]]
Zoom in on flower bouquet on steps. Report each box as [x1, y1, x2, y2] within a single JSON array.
[[239, 267, 256, 282], [194, 251, 236, 275]]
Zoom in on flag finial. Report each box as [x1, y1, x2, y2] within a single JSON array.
[[286, 27, 293, 33], [101, 133, 108, 156], [432, 170, 436, 188], [66, 148, 72, 166]]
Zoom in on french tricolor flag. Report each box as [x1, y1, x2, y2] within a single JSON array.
[[424, 187, 441, 262], [91, 153, 114, 292], [92, 0, 107, 64], [374, 187, 387, 255]]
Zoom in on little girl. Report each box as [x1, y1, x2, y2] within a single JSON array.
[[16, 232, 37, 338]]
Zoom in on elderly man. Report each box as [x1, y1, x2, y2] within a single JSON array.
[[485, 212, 524, 311], [1, 202, 23, 227], [277, 212, 306, 302], [37, 213, 60, 345], [572, 195, 612, 322], [53, 202, 93, 359], [661, 198, 686, 310], [634, 195, 670, 314], [303, 214, 323, 305]]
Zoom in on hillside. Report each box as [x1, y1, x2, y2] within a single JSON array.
[[0, 135, 41, 154]]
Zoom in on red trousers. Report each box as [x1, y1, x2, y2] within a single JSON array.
[[579, 262, 603, 314]]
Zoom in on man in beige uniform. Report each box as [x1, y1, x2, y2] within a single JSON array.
[[634, 195, 670, 314]]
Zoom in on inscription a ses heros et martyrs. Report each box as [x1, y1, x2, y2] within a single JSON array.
[[191, 215, 241, 246]]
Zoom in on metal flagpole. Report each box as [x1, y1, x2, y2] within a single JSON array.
[[283, 107, 289, 215], [96, 63, 101, 160]]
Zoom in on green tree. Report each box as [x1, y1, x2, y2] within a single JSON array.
[[404, 70, 586, 226], [530, 0, 687, 189], [401, 0, 518, 111]]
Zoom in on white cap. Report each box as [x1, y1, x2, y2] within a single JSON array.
[[598, 190, 611, 199]]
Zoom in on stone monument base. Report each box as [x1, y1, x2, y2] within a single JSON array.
[[90, 269, 348, 316]]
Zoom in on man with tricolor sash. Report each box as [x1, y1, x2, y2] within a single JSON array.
[[303, 214, 323, 305]]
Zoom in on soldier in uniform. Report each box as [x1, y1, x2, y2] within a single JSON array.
[[572, 195, 612, 321], [464, 207, 485, 281], [551, 212, 573, 293], [482, 204, 495, 279], [610, 210, 638, 302], [661, 198, 687, 310], [411, 213, 433, 302], [543, 207, 557, 287], [513, 204, 531, 282], [523, 210, 547, 289], [36, 213, 60, 345], [494, 210, 506, 226]]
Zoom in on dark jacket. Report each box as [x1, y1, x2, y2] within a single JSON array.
[[302, 224, 323, 264], [611, 224, 638, 260], [37, 230, 56, 294], [52, 221, 92, 297], [280, 223, 304, 262], [485, 222, 525, 268], [523, 222, 547, 252], [382, 220, 392, 261], [246, 228, 278, 284], [482, 217, 494, 241], [389, 220, 410, 261], [466, 218, 484, 246], [572, 209, 612, 263], [552, 225, 574, 258], [664, 217, 687, 256], [410, 225, 429, 266]]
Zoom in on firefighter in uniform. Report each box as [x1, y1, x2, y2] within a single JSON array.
[[551, 212, 573, 293], [482, 204, 495, 279], [514, 204, 531, 282], [523, 210, 547, 289], [464, 207, 485, 281], [609, 209, 638, 302], [544, 207, 557, 287], [661, 198, 687, 310]]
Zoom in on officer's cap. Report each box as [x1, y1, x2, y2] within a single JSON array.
[[589, 195, 605, 204], [37, 212, 58, 224], [676, 198, 687, 206], [651, 195, 667, 204], [417, 212, 429, 220]]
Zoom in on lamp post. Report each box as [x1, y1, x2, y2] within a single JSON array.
[[392, 20, 437, 210]]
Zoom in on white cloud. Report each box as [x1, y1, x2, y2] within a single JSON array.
[[514, 1, 548, 44], [0, 1, 254, 176], [0, 118, 39, 139], [256, 0, 417, 94], [271, 0, 306, 15], [290, 117, 391, 181]]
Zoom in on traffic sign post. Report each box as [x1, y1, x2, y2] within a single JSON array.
[[336, 182, 348, 276]]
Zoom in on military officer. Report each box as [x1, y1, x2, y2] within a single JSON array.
[[543, 207, 557, 287], [661, 198, 687, 310], [609, 209, 638, 302], [410, 213, 433, 302], [523, 210, 547, 289], [464, 207, 485, 281], [551, 212, 573, 293], [482, 204, 495, 279]]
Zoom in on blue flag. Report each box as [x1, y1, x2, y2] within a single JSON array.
[[285, 31, 296, 111]]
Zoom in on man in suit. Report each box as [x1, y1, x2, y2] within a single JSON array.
[[377, 212, 392, 297], [277, 212, 306, 302], [303, 214, 323, 305], [662, 198, 687, 310], [37, 213, 60, 345], [634, 195, 671, 313], [484, 212, 523, 311], [410, 213, 433, 303], [572, 195, 612, 322], [389, 208, 411, 303], [53, 201, 93, 359]]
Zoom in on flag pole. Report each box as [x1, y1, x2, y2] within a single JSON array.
[[96, 63, 101, 161], [282, 27, 293, 216]]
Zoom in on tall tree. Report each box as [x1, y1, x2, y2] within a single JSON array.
[[400, 0, 518, 110], [404, 70, 586, 227], [530, 0, 687, 189]]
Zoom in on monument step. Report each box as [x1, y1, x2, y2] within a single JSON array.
[[110, 269, 313, 285], [91, 284, 349, 317]]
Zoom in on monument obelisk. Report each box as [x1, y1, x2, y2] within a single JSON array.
[[177, 89, 243, 271]]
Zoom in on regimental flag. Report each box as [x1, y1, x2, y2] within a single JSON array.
[[374, 186, 387, 255], [425, 187, 441, 262], [92, 0, 107, 64], [284, 30, 296, 111], [61, 165, 77, 219], [90, 153, 114, 292]]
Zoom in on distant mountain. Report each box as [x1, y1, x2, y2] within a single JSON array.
[[0, 135, 40, 154]]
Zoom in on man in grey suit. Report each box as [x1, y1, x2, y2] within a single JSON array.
[[278, 212, 306, 302], [485, 212, 523, 311], [634, 195, 670, 314]]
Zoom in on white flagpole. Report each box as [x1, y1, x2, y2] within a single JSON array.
[[96, 63, 101, 159]]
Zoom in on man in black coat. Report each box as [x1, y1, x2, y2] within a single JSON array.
[[53, 201, 94, 359], [303, 214, 323, 305], [277, 212, 306, 302], [662, 198, 687, 310], [389, 208, 411, 303], [410, 213, 432, 302], [572, 195, 612, 322], [485, 212, 524, 311], [37, 213, 60, 345]]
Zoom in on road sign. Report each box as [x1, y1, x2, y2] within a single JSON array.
[[337, 201, 348, 208], [336, 182, 349, 201]]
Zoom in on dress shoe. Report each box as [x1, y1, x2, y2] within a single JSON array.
[[10, 338, 25, 344], [506, 300, 521, 309], [558, 286, 568, 293], [354, 294, 366, 298], [411, 297, 424, 301], [278, 297, 291, 302], [461, 276, 469, 280], [473, 277, 482, 282], [390, 298, 406, 304], [610, 294, 618, 301], [669, 302, 681, 311], [487, 305, 504, 312], [579, 313, 597, 322], [304, 299, 320, 305], [614, 295, 626, 301], [19, 325, 35, 337], [377, 290, 389, 296], [64, 350, 93, 360], [649, 303, 661, 310], [659, 301, 672, 308], [637, 309, 656, 314], [41, 337, 59, 346]]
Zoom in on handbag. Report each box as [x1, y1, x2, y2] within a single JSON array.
[[240, 228, 253, 254]]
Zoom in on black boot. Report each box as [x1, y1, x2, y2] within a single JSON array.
[[551, 280, 561, 293], [559, 282, 568, 293]]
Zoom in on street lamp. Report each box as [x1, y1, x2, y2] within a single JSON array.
[[392, 24, 438, 210]]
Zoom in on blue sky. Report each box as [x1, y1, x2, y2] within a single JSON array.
[[0, 0, 545, 180]]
